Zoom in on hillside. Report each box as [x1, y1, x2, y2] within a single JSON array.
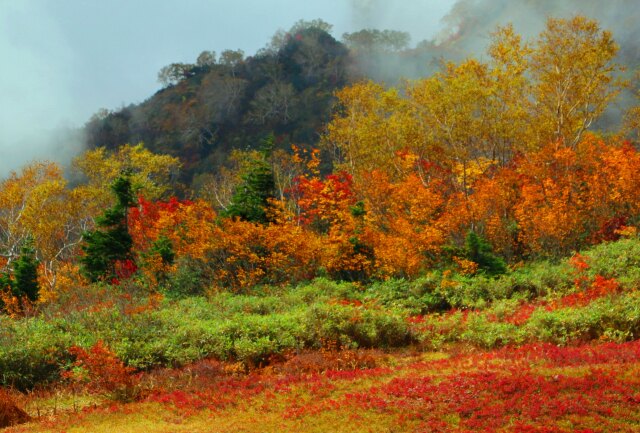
[[83, 20, 351, 186]]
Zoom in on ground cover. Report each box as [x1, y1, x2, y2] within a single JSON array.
[[4, 340, 640, 432]]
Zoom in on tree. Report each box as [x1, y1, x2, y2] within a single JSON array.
[[0, 161, 89, 289], [157, 62, 196, 87], [196, 50, 216, 67], [73, 143, 181, 214], [223, 136, 276, 223], [80, 175, 136, 282], [342, 29, 410, 52], [12, 237, 39, 302], [531, 16, 623, 148], [464, 231, 507, 276]]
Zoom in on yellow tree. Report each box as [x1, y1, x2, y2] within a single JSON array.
[[407, 59, 493, 195], [486, 24, 535, 161], [531, 16, 623, 148], [325, 81, 422, 181], [73, 143, 182, 213], [0, 162, 92, 290]]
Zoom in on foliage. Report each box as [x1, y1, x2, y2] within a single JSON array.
[[223, 135, 276, 223], [463, 231, 507, 276], [64, 340, 141, 402], [11, 237, 39, 302], [80, 175, 136, 282]]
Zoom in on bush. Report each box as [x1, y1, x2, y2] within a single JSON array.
[[65, 340, 141, 402], [525, 291, 640, 344], [303, 303, 412, 349], [0, 317, 73, 390], [365, 275, 448, 315]]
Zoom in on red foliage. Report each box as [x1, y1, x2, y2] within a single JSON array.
[[64, 341, 140, 400], [292, 171, 355, 228]]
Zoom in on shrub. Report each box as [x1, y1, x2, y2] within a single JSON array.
[[64, 340, 141, 402], [0, 317, 72, 390], [364, 275, 448, 315], [303, 303, 412, 349]]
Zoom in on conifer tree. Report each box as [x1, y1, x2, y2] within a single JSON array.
[[12, 237, 40, 301], [81, 175, 136, 282], [223, 135, 276, 223], [465, 231, 507, 276]]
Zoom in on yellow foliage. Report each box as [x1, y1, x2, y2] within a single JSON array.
[[73, 143, 181, 210]]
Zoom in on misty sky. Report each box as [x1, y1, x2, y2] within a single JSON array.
[[0, 0, 455, 174]]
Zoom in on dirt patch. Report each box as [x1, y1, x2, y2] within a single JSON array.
[[0, 389, 30, 428]]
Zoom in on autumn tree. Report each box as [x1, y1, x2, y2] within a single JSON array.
[[326, 81, 420, 181], [157, 62, 196, 87], [0, 161, 90, 289], [531, 16, 623, 148], [73, 143, 181, 214]]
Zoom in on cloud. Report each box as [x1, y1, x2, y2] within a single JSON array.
[[0, 1, 87, 177]]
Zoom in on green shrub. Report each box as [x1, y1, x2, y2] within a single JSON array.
[[303, 303, 412, 349], [0, 318, 73, 389], [525, 291, 640, 344], [364, 275, 447, 315], [460, 314, 523, 348]]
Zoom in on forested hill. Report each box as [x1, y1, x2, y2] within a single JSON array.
[[83, 21, 352, 186], [81, 20, 440, 190]]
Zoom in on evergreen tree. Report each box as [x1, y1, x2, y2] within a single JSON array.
[[464, 231, 507, 276], [81, 175, 136, 282], [12, 237, 39, 301], [223, 135, 276, 223]]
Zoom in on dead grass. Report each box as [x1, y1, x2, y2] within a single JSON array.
[[0, 389, 30, 428]]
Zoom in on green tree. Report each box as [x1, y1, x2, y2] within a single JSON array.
[[80, 175, 136, 282], [12, 237, 40, 301], [223, 136, 276, 223], [465, 231, 507, 276]]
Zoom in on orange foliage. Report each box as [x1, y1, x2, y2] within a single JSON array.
[[360, 168, 448, 278], [460, 134, 640, 258], [128, 197, 217, 287]]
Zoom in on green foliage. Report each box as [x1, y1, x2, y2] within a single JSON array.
[[12, 238, 39, 302], [580, 238, 640, 289], [525, 291, 640, 345], [364, 276, 448, 315], [223, 135, 276, 223], [303, 303, 412, 349], [465, 231, 507, 276], [164, 256, 210, 298], [81, 175, 136, 282], [0, 316, 73, 390], [150, 236, 175, 266]]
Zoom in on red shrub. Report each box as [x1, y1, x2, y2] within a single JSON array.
[[64, 341, 140, 401]]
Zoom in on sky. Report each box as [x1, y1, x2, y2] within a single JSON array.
[[0, 0, 455, 175]]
